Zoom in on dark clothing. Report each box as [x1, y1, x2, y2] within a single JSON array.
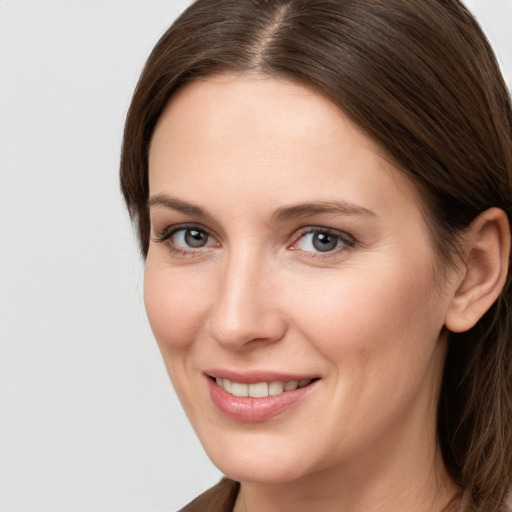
[[179, 479, 240, 512]]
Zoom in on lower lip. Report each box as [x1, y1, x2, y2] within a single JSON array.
[[207, 378, 318, 423]]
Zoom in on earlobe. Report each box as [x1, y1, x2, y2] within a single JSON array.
[[445, 208, 510, 333]]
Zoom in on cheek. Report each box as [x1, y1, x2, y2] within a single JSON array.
[[285, 262, 446, 446], [143, 256, 212, 352], [287, 258, 442, 367]]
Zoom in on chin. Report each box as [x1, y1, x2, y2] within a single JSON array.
[[198, 430, 322, 484], [213, 457, 311, 485]]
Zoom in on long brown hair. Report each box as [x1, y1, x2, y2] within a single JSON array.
[[120, 1, 512, 510]]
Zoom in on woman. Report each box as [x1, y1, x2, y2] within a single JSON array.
[[120, 0, 512, 510]]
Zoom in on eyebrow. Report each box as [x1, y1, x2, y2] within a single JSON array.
[[148, 194, 212, 218], [272, 200, 376, 221], [148, 194, 376, 222]]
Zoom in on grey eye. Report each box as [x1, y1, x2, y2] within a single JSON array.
[[182, 229, 209, 248], [311, 232, 338, 252], [167, 228, 213, 249], [296, 230, 348, 253]]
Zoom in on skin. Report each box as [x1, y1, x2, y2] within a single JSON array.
[[145, 74, 463, 512]]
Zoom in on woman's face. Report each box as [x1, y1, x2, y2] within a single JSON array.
[[145, 75, 456, 484]]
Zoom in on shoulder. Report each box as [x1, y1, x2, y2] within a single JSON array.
[[178, 478, 240, 512]]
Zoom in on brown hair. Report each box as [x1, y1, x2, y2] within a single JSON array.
[[120, 1, 512, 510]]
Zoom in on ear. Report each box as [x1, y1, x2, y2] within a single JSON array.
[[445, 208, 510, 333]]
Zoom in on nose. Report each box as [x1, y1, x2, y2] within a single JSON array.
[[207, 250, 287, 350]]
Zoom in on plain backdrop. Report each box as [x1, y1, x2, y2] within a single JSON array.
[[0, 1, 511, 511]]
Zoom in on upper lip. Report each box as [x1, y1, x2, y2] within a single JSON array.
[[205, 369, 320, 384]]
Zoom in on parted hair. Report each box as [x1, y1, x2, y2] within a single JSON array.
[[120, 1, 512, 510]]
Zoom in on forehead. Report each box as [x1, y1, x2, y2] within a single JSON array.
[[148, 73, 421, 221], [151, 73, 371, 154]]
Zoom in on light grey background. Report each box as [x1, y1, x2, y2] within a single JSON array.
[[0, 1, 510, 511]]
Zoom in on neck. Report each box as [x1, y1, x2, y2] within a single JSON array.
[[235, 443, 457, 512]]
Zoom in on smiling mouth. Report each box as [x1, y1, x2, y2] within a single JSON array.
[[212, 377, 317, 398], [207, 374, 320, 422]]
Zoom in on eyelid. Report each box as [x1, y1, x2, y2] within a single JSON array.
[[154, 222, 207, 240], [152, 222, 219, 251], [289, 226, 356, 256]]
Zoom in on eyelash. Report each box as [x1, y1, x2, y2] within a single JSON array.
[[153, 223, 356, 259], [290, 227, 355, 259], [153, 223, 218, 256]]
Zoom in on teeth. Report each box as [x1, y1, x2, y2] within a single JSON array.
[[231, 382, 249, 397], [223, 379, 233, 393], [249, 382, 268, 398], [216, 378, 313, 397], [269, 381, 284, 396], [284, 380, 299, 391]]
